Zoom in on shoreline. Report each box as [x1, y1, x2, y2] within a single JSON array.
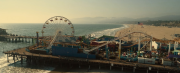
[[114, 24, 132, 37], [114, 24, 130, 37]]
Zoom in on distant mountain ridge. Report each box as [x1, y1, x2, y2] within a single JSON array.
[[72, 15, 180, 24], [136, 15, 180, 21]]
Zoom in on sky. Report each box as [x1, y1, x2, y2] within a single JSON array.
[[0, 0, 180, 23]]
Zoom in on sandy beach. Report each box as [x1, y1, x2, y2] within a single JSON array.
[[115, 24, 180, 42]]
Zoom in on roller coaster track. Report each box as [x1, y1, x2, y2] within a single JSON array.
[[140, 41, 150, 50], [122, 39, 150, 48], [86, 31, 179, 53], [47, 30, 60, 54], [86, 31, 145, 53]]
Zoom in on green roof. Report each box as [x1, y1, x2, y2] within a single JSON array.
[[98, 35, 115, 39], [172, 50, 180, 53]]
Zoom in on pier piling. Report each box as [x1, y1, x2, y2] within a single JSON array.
[[79, 64, 81, 68], [43, 59, 45, 65], [18, 37, 20, 42], [8, 38, 10, 42], [31, 54, 33, 64], [13, 54, 15, 63], [16, 54, 18, 60], [21, 55, 23, 64], [22, 38, 24, 42], [29, 38, 31, 43], [15, 38, 17, 43], [12, 38, 14, 42], [5, 38, 7, 41], [133, 67, 135, 73], [61, 63, 62, 67], [32, 38, 34, 43], [122, 66, 123, 71], [7, 54, 9, 62], [110, 66, 111, 70], [36, 57, 38, 66], [25, 37, 27, 42]]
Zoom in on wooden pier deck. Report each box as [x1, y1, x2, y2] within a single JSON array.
[[3, 46, 180, 73]]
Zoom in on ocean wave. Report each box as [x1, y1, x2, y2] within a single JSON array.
[[88, 24, 129, 38], [0, 55, 55, 73]]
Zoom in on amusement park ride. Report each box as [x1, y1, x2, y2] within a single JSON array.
[[26, 16, 180, 66]]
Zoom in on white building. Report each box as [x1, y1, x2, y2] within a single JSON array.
[[152, 41, 158, 49]]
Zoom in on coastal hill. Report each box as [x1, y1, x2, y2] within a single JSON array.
[[72, 15, 180, 26]]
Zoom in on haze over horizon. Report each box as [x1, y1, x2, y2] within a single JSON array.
[[0, 0, 180, 24]]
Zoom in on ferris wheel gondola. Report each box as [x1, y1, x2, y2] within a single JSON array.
[[41, 16, 75, 54], [42, 16, 74, 37]]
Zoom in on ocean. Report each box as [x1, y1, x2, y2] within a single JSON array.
[[0, 23, 128, 73]]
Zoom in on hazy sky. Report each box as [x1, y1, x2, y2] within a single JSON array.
[[0, 0, 180, 23]]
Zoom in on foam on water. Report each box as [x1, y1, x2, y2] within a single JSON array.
[[0, 42, 55, 73], [0, 55, 55, 73], [90, 24, 129, 38]]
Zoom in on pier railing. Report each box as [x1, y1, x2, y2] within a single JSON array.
[[0, 35, 37, 38]]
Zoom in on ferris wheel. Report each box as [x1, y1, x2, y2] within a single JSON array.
[[41, 16, 75, 41]]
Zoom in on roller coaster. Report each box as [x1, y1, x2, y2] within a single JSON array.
[[86, 31, 180, 53], [38, 30, 180, 54]]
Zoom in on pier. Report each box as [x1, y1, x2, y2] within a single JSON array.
[[0, 34, 42, 43], [1, 16, 180, 73], [3, 46, 180, 73], [2, 31, 180, 73]]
